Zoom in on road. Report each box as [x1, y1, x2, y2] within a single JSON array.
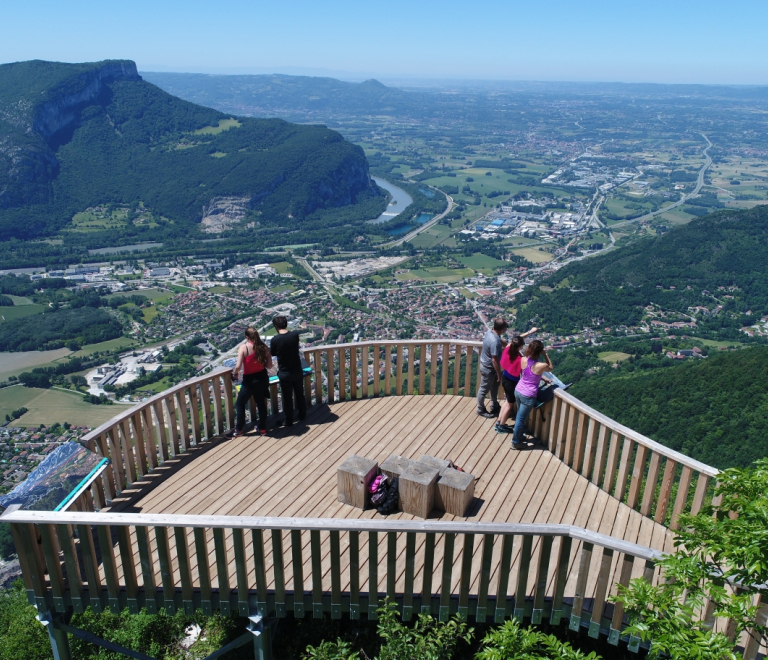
[[611, 132, 712, 229]]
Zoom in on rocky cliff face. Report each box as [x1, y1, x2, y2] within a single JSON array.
[[0, 60, 141, 209], [308, 151, 376, 213], [33, 61, 140, 140]]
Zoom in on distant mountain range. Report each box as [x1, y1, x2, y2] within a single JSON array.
[[0, 60, 382, 243]]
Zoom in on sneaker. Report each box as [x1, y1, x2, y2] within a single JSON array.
[[495, 422, 512, 434], [225, 428, 243, 438], [511, 441, 525, 450], [259, 428, 267, 436], [477, 409, 495, 418]]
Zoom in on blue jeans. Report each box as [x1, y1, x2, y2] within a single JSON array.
[[513, 391, 537, 445]]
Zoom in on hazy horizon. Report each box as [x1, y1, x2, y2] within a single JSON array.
[[2, 0, 768, 86]]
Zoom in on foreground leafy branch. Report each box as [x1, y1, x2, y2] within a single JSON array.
[[613, 459, 768, 660]]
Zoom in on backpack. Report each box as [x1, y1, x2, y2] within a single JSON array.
[[377, 476, 399, 515]]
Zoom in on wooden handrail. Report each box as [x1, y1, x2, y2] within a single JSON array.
[[2, 511, 664, 562]]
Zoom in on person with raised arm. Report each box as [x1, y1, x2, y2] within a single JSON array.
[[228, 327, 272, 437], [494, 327, 538, 434], [511, 340, 553, 450]]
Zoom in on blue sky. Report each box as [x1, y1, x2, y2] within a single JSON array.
[[1, 0, 767, 84]]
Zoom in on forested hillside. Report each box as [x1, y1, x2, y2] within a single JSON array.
[[0, 60, 383, 245], [514, 205, 768, 339], [567, 345, 768, 469]]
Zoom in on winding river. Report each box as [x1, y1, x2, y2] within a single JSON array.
[[368, 177, 413, 224]]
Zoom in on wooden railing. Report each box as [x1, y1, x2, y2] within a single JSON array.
[[5, 509, 660, 646], [6, 338, 729, 652], [79, 366, 311, 509], [301, 339, 720, 529]]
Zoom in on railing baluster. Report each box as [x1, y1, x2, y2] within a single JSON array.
[[116, 525, 138, 613], [569, 541, 594, 631], [563, 406, 578, 465], [152, 400, 170, 461], [120, 419, 137, 484], [38, 525, 66, 611], [407, 344, 416, 395], [451, 343, 461, 395], [670, 465, 694, 530], [77, 523, 102, 612], [440, 532, 455, 621], [614, 437, 634, 503], [640, 451, 662, 517], [58, 524, 83, 611], [655, 458, 678, 524], [592, 424, 609, 486], [361, 346, 369, 399], [430, 342, 439, 394], [417, 343, 426, 395], [581, 417, 598, 479], [350, 347, 358, 400], [514, 534, 533, 620], [141, 407, 158, 469], [165, 395, 179, 455], [272, 529, 287, 617], [396, 345, 404, 396], [232, 528, 249, 615], [348, 530, 359, 619], [223, 372, 236, 431], [12, 522, 48, 610], [387, 532, 397, 602], [458, 533, 474, 619], [608, 553, 635, 645], [313, 349, 322, 404], [311, 529, 323, 617], [98, 524, 121, 613], [589, 547, 615, 638], [174, 527, 194, 614], [213, 527, 231, 615], [384, 345, 392, 396], [106, 429, 125, 493], [199, 379, 214, 440], [154, 526, 175, 613], [603, 431, 622, 495], [555, 402, 570, 460], [330, 530, 341, 618], [572, 412, 588, 473], [327, 349, 335, 403], [136, 526, 156, 613], [338, 348, 346, 401], [188, 384, 202, 446], [291, 530, 306, 617], [690, 473, 710, 516], [476, 533, 494, 622], [441, 342, 450, 395], [403, 532, 416, 620], [464, 346, 474, 397], [422, 532, 435, 615], [494, 534, 514, 623], [253, 529, 268, 612], [211, 374, 224, 435], [131, 412, 148, 476], [546, 397, 561, 453], [550, 536, 572, 625], [194, 528, 212, 615], [531, 535, 553, 624], [175, 389, 189, 450], [372, 345, 380, 397], [368, 531, 379, 617], [627, 444, 649, 510]]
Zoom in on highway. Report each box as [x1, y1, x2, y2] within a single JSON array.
[[380, 186, 454, 249], [611, 132, 712, 229]]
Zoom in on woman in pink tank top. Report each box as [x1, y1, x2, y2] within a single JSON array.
[[511, 340, 553, 449]]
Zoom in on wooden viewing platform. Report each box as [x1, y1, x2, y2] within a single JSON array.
[[7, 339, 756, 658]]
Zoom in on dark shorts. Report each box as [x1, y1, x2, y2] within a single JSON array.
[[501, 373, 519, 401]]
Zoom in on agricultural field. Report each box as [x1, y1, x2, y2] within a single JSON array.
[[0, 303, 47, 322], [207, 286, 233, 294], [394, 266, 474, 284], [457, 253, 507, 272], [597, 351, 632, 364], [70, 337, 136, 357], [1, 386, 132, 427], [67, 206, 130, 232], [0, 348, 71, 382], [193, 118, 241, 135], [269, 261, 293, 274], [510, 247, 554, 263]]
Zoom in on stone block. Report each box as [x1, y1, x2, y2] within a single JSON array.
[[437, 468, 475, 517], [400, 463, 440, 519], [337, 455, 378, 510]]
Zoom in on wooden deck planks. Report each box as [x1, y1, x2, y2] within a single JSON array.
[[109, 395, 673, 606]]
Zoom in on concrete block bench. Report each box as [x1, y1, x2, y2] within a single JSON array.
[[337, 455, 378, 510]]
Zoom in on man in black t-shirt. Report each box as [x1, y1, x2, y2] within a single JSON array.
[[269, 315, 307, 427]]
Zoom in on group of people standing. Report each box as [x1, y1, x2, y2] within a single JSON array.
[[477, 318, 553, 450], [228, 315, 307, 437]]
